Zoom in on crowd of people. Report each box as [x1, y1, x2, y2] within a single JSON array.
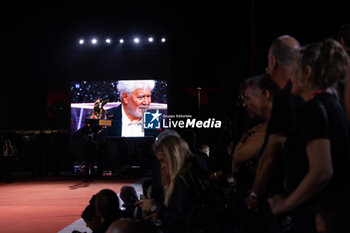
[[72, 23, 350, 233], [1, 24, 350, 233]]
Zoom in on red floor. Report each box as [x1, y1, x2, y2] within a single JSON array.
[[0, 177, 137, 233]]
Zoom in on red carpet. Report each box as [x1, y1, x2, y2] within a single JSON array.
[[0, 177, 137, 233]]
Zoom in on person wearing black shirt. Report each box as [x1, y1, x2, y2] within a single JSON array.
[[268, 39, 350, 232], [247, 35, 303, 210]]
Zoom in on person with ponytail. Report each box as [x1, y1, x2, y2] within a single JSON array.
[[268, 39, 350, 232]]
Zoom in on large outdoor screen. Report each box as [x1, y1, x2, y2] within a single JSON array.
[[70, 80, 167, 137]]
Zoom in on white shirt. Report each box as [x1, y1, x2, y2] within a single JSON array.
[[121, 105, 144, 137]]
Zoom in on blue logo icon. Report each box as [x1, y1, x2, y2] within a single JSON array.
[[143, 110, 162, 129]]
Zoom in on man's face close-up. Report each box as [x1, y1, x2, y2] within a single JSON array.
[[124, 88, 152, 118]]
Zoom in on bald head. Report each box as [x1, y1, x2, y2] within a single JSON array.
[[269, 35, 300, 68], [278, 35, 300, 47]]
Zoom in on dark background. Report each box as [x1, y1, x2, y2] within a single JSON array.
[[0, 0, 349, 130]]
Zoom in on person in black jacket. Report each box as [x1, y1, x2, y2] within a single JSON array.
[[138, 135, 214, 233]]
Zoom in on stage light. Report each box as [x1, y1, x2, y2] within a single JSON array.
[[91, 38, 98, 44], [119, 39, 124, 44], [148, 37, 154, 42], [106, 38, 111, 43], [134, 37, 140, 44], [161, 38, 166, 43], [79, 39, 84, 44]]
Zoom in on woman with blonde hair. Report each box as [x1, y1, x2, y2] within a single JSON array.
[[140, 135, 213, 233]]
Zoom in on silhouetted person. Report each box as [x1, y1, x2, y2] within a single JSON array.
[[2, 139, 16, 183], [141, 179, 152, 200], [120, 185, 141, 219], [95, 189, 122, 233], [82, 203, 101, 232], [0, 135, 4, 181], [84, 134, 98, 182]]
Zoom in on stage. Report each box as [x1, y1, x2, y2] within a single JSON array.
[[0, 177, 140, 233]]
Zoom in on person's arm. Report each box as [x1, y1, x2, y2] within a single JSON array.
[[232, 127, 265, 178], [233, 131, 265, 164], [246, 133, 286, 209], [252, 134, 286, 194], [269, 139, 332, 214]]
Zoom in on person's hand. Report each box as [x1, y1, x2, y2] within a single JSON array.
[[143, 208, 160, 222], [245, 191, 258, 211], [144, 212, 158, 222], [268, 194, 289, 215], [136, 199, 155, 213]]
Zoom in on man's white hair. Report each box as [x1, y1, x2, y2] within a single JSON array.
[[117, 80, 156, 99], [152, 129, 181, 151]]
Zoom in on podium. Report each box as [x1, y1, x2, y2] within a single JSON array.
[[85, 118, 112, 126], [85, 118, 112, 135]]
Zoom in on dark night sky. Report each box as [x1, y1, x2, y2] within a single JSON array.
[[1, 1, 349, 129]]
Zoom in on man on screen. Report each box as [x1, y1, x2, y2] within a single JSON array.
[[101, 80, 156, 137]]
